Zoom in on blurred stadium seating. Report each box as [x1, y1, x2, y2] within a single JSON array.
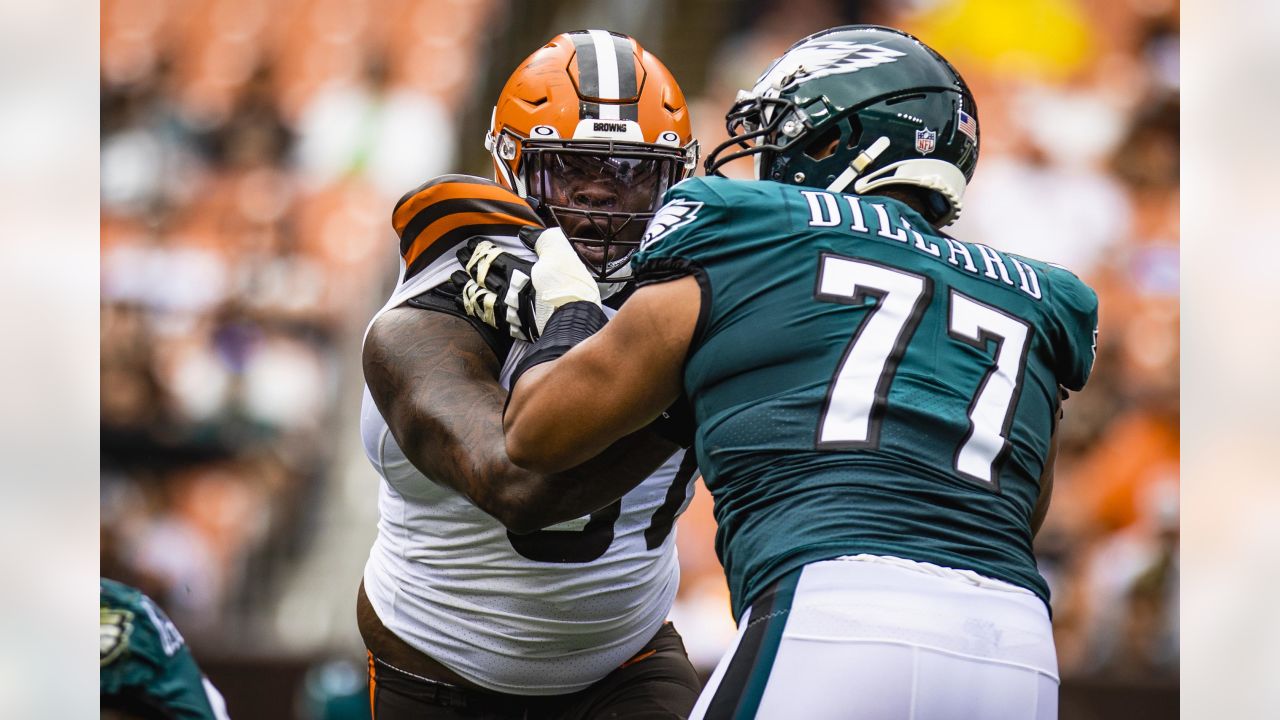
[[100, 0, 1178, 716]]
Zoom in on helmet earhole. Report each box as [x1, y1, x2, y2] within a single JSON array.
[[803, 125, 842, 161], [845, 116, 864, 150]]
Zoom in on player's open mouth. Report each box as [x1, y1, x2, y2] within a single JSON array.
[[560, 219, 618, 265], [573, 243, 616, 265]]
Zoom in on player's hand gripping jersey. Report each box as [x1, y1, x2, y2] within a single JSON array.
[[360, 175, 697, 694], [633, 176, 1098, 620]]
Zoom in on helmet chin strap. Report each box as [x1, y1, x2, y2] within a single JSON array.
[[595, 260, 631, 300], [597, 280, 626, 301], [826, 136, 891, 193]]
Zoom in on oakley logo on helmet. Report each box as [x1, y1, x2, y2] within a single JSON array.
[[755, 41, 906, 94], [639, 198, 703, 251]]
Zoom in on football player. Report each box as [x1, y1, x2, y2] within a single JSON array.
[[358, 30, 703, 718], [100, 578, 231, 719], [484, 25, 1098, 720]]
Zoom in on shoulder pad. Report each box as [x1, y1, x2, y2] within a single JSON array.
[[392, 175, 543, 280], [1044, 264, 1099, 391], [662, 175, 735, 207], [405, 285, 514, 363]]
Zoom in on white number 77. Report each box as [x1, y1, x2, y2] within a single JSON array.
[[815, 254, 1031, 487]]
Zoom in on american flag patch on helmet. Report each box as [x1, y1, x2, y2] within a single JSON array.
[[957, 110, 978, 142]]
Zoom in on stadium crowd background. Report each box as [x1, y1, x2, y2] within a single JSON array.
[[99, 0, 1179, 715]]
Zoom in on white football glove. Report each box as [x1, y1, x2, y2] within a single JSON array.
[[529, 227, 602, 334]]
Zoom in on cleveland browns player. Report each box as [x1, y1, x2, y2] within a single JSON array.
[[357, 30, 703, 718]]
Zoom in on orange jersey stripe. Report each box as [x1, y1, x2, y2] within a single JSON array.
[[393, 181, 531, 237], [402, 211, 540, 269]]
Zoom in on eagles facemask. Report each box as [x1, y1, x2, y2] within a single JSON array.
[[705, 25, 979, 227]]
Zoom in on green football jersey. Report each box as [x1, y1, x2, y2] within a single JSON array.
[[633, 177, 1098, 620], [101, 578, 230, 719]]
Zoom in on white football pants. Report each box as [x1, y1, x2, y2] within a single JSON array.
[[691, 554, 1059, 720]]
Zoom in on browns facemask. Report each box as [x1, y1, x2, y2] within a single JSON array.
[[485, 30, 698, 285]]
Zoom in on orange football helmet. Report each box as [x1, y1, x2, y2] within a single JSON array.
[[485, 30, 698, 282]]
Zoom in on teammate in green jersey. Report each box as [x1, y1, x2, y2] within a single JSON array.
[[460, 25, 1096, 720], [101, 578, 230, 719]]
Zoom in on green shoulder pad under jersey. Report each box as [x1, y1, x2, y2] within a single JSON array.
[[634, 176, 1101, 620], [101, 579, 229, 719], [633, 176, 739, 283], [1039, 261, 1099, 391]]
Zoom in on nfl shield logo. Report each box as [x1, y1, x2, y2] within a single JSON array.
[[915, 128, 936, 155]]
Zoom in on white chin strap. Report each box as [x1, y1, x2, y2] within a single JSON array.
[[824, 136, 968, 227], [854, 159, 968, 226], [597, 280, 626, 300], [596, 260, 632, 300], [826, 136, 891, 193]]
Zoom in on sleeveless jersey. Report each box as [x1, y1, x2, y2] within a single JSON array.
[[100, 579, 230, 720], [360, 175, 697, 695], [632, 177, 1098, 620]]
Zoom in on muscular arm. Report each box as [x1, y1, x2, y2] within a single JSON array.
[[505, 276, 701, 473], [362, 306, 678, 534]]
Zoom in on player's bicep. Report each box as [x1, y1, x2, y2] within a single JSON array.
[[362, 305, 510, 493], [506, 276, 701, 472]]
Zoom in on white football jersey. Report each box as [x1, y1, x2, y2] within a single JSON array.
[[360, 229, 696, 695]]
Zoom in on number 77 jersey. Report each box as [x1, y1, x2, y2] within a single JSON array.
[[632, 176, 1099, 621]]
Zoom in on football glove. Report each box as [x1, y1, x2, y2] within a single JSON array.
[[452, 237, 538, 341], [453, 227, 601, 340], [527, 226, 602, 333]]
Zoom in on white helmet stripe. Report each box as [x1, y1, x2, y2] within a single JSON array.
[[588, 29, 622, 119]]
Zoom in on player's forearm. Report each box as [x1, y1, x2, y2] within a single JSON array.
[[504, 360, 639, 473], [504, 364, 579, 471], [515, 427, 679, 531], [399, 407, 673, 532], [365, 308, 577, 531], [392, 375, 673, 532], [506, 285, 694, 471]]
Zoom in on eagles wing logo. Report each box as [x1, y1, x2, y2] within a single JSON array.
[[101, 607, 134, 666], [754, 42, 906, 94], [639, 198, 704, 252]]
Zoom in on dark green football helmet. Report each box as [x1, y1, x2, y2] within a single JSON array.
[[705, 25, 979, 227]]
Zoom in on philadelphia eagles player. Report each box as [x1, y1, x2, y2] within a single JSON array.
[[464, 25, 1098, 720], [100, 579, 230, 719]]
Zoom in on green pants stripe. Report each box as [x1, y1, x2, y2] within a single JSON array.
[[704, 568, 802, 718]]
